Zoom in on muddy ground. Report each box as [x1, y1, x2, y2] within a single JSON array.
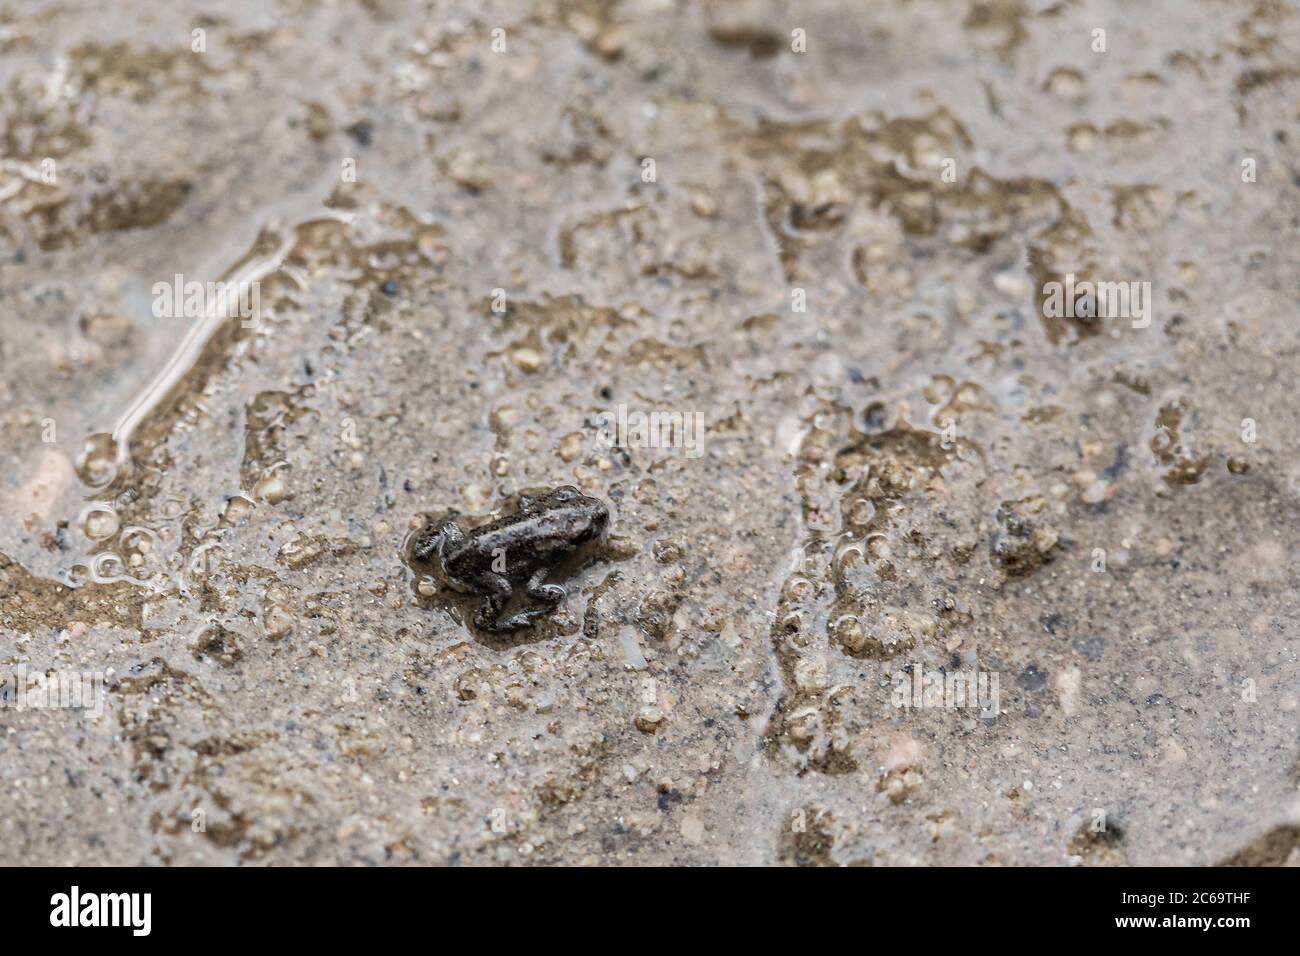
[[1, 0, 1298, 865]]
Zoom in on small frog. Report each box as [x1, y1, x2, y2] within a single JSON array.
[[411, 485, 609, 632]]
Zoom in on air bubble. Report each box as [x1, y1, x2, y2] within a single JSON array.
[[847, 497, 875, 526], [81, 504, 119, 540], [75, 432, 119, 488]]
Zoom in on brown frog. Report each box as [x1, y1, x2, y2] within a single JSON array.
[[411, 485, 609, 632]]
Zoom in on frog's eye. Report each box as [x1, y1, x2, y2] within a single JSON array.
[[552, 486, 578, 502]]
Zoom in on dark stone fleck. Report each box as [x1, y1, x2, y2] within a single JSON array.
[[656, 788, 683, 811], [345, 120, 373, 146], [1072, 636, 1104, 661], [1103, 443, 1129, 479], [1017, 664, 1048, 692]]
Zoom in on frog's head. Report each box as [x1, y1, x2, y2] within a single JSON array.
[[538, 485, 609, 545]]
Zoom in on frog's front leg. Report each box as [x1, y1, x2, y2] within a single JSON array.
[[525, 565, 565, 606], [471, 571, 523, 632], [470, 570, 509, 628], [472, 567, 562, 632], [412, 517, 463, 568], [493, 567, 566, 631]]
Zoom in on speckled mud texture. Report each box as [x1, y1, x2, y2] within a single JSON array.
[[1, 0, 1298, 866]]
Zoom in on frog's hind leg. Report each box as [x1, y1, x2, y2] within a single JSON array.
[[483, 608, 551, 631]]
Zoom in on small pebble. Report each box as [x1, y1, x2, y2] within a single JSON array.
[[635, 707, 665, 733], [255, 473, 288, 504], [510, 347, 544, 373], [1081, 479, 1111, 504]]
